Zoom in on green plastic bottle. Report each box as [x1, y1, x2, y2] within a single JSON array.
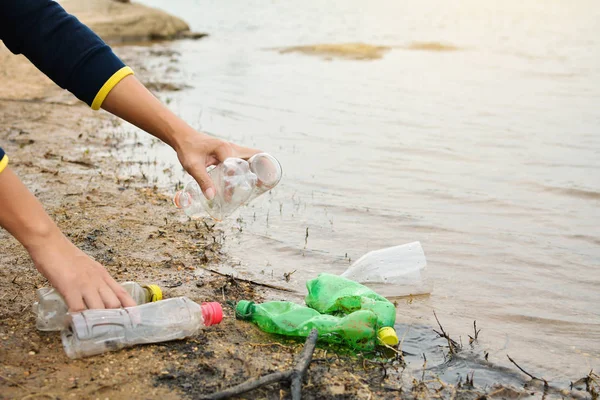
[[236, 300, 380, 350], [305, 273, 398, 345]]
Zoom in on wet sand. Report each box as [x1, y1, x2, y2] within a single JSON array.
[[277, 43, 391, 60], [0, 1, 593, 399], [0, 45, 388, 400]]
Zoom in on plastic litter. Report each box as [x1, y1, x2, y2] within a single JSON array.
[[236, 300, 381, 350], [174, 153, 282, 221], [341, 241, 432, 297], [236, 273, 400, 350], [32, 281, 162, 331], [61, 297, 222, 359]]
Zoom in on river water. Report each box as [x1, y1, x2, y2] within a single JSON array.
[[124, 0, 599, 387]]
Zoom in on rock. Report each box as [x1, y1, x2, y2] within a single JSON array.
[[60, 0, 207, 43], [178, 31, 209, 40]]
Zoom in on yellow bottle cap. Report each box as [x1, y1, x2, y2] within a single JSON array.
[[378, 327, 399, 346], [144, 284, 163, 302]]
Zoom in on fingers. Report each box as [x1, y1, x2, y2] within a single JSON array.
[[105, 277, 137, 308], [231, 143, 262, 160], [32, 234, 138, 313], [64, 291, 86, 313], [98, 286, 123, 309], [65, 283, 135, 312], [188, 161, 216, 200], [65, 282, 135, 311], [82, 288, 105, 310], [62, 267, 137, 311], [179, 136, 263, 201]]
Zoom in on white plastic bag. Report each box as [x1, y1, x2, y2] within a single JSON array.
[[341, 242, 432, 297]]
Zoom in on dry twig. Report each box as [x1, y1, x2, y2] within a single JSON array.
[[507, 355, 548, 387], [468, 320, 481, 344], [203, 268, 297, 293], [433, 311, 460, 354], [204, 329, 318, 400]]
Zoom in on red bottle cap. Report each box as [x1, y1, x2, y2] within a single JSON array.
[[201, 302, 223, 326]]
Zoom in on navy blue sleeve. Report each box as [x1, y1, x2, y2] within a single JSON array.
[[0, 147, 6, 174], [0, 0, 126, 106]]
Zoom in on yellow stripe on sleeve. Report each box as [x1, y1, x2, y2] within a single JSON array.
[[91, 66, 134, 110], [0, 155, 8, 175]]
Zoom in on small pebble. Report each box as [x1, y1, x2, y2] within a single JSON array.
[[28, 351, 36, 355]]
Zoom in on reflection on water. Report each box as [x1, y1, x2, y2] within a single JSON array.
[[121, 0, 600, 387]]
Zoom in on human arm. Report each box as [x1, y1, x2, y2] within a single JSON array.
[[0, 166, 136, 311], [0, 0, 260, 196], [101, 76, 260, 199], [0, 0, 259, 311]]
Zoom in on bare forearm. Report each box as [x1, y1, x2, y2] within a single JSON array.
[[100, 74, 260, 199], [0, 168, 61, 251], [101, 75, 193, 152]]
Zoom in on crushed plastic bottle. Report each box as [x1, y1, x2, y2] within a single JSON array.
[[61, 297, 223, 359], [341, 241, 432, 297], [236, 300, 382, 350], [32, 282, 163, 331], [173, 153, 282, 221], [305, 273, 398, 345]]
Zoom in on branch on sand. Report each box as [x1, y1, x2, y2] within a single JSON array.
[[203, 267, 298, 293], [203, 329, 318, 400]]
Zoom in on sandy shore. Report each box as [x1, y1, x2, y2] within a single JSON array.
[[0, 2, 389, 399], [0, 2, 586, 399]]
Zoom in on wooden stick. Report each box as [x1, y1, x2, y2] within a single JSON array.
[[507, 355, 548, 387], [290, 329, 318, 400], [433, 311, 460, 354], [205, 371, 290, 400], [204, 329, 318, 400], [203, 268, 298, 293]]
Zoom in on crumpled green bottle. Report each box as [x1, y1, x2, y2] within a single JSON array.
[[305, 273, 398, 345], [236, 300, 380, 350]]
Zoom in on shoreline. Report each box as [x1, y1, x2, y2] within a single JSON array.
[[0, 2, 395, 398], [0, 1, 591, 399]]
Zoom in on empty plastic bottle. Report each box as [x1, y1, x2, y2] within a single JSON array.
[[305, 273, 398, 346], [341, 242, 432, 297], [32, 282, 163, 331], [236, 300, 382, 350], [62, 297, 223, 359], [173, 153, 282, 221]]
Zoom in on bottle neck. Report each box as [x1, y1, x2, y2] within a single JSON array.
[[173, 191, 191, 209], [142, 285, 162, 302], [143, 288, 152, 303]]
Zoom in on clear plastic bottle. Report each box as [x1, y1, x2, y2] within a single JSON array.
[[32, 282, 163, 332], [340, 242, 433, 297], [61, 297, 223, 359], [173, 153, 282, 221]]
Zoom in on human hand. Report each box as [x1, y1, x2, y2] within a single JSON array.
[[28, 232, 136, 311], [174, 130, 261, 200]]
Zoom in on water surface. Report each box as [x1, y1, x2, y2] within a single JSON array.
[[124, 0, 600, 386]]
